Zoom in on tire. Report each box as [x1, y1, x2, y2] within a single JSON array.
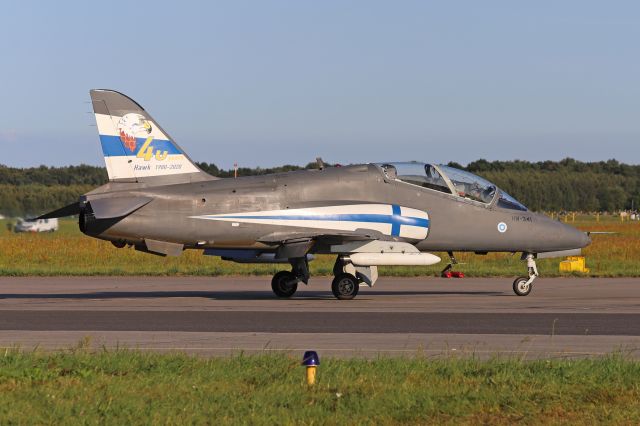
[[331, 273, 359, 300], [271, 271, 298, 298], [513, 276, 532, 296]]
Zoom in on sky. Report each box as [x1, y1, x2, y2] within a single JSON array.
[[0, 1, 638, 169]]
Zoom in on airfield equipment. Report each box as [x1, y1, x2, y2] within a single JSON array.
[[36, 90, 591, 299], [559, 256, 590, 273], [302, 351, 320, 385]]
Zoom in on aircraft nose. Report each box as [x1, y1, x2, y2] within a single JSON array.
[[534, 214, 592, 251], [578, 230, 592, 248], [563, 224, 591, 249]]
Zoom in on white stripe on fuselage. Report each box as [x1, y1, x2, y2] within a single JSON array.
[[191, 204, 430, 240]]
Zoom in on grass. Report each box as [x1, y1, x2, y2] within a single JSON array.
[[1, 215, 639, 277], [0, 349, 638, 424]]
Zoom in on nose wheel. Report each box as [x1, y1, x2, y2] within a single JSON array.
[[513, 276, 532, 296], [513, 253, 538, 296]]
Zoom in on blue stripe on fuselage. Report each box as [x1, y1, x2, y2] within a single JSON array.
[[207, 206, 429, 235], [99, 135, 182, 157]]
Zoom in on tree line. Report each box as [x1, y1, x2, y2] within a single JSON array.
[[0, 158, 637, 216]]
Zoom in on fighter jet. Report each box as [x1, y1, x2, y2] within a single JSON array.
[[38, 90, 591, 300]]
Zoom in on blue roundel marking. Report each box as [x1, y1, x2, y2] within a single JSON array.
[[497, 222, 508, 233]]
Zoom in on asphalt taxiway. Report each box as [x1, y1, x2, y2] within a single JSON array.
[[0, 276, 638, 358]]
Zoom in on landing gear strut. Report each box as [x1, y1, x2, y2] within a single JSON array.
[[513, 253, 538, 296]]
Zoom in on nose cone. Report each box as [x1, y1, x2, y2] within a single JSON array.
[[559, 222, 591, 249], [577, 229, 592, 248], [533, 214, 592, 251]]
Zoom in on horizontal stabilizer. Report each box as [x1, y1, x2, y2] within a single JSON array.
[[35, 202, 81, 220], [89, 196, 152, 220]]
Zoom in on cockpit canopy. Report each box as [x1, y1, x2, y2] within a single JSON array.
[[376, 162, 527, 211]]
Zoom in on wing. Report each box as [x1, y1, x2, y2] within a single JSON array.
[[257, 228, 384, 245]]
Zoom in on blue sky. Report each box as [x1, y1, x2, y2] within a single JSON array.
[[1, 1, 638, 168]]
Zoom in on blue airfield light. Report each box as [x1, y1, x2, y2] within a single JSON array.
[[302, 351, 320, 385], [302, 351, 320, 366]]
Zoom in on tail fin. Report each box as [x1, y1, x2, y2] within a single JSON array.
[[90, 89, 214, 184]]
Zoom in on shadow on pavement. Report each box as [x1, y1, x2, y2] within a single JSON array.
[[0, 289, 505, 301]]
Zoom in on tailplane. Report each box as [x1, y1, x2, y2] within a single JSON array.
[[90, 89, 214, 184]]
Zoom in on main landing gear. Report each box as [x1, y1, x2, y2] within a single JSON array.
[[331, 255, 377, 300], [331, 273, 359, 300], [271, 256, 309, 299], [271, 271, 298, 298], [270, 255, 375, 300], [513, 253, 538, 296]]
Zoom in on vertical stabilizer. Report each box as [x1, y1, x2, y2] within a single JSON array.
[[90, 89, 214, 184]]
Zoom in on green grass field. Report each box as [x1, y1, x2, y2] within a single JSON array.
[[0, 350, 638, 424], [1, 215, 639, 277]]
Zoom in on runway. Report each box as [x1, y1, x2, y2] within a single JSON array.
[[1, 311, 639, 335], [0, 276, 639, 358]]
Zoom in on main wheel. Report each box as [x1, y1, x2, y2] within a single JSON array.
[[331, 273, 359, 300], [271, 271, 298, 298], [513, 276, 532, 296]]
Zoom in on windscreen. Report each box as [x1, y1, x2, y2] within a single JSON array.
[[377, 162, 528, 209], [497, 191, 528, 211], [438, 165, 497, 204]]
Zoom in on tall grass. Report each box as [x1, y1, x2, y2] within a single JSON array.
[[1, 216, 638, 277], [0, 350, 638, 424]]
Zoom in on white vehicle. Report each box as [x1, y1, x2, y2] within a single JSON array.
[[14, 218, 59, 233]]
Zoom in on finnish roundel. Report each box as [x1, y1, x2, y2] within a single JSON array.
[[497, 222, 508, 233]]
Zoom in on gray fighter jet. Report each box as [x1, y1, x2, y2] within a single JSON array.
[[39, 90, 591, 299]]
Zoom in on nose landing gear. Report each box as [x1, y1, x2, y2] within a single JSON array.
[[512, 276, 532, 296], [513, 253, 538, 296]]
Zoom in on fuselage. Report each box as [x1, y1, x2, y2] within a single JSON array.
[[81, 164, 590, 255]]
